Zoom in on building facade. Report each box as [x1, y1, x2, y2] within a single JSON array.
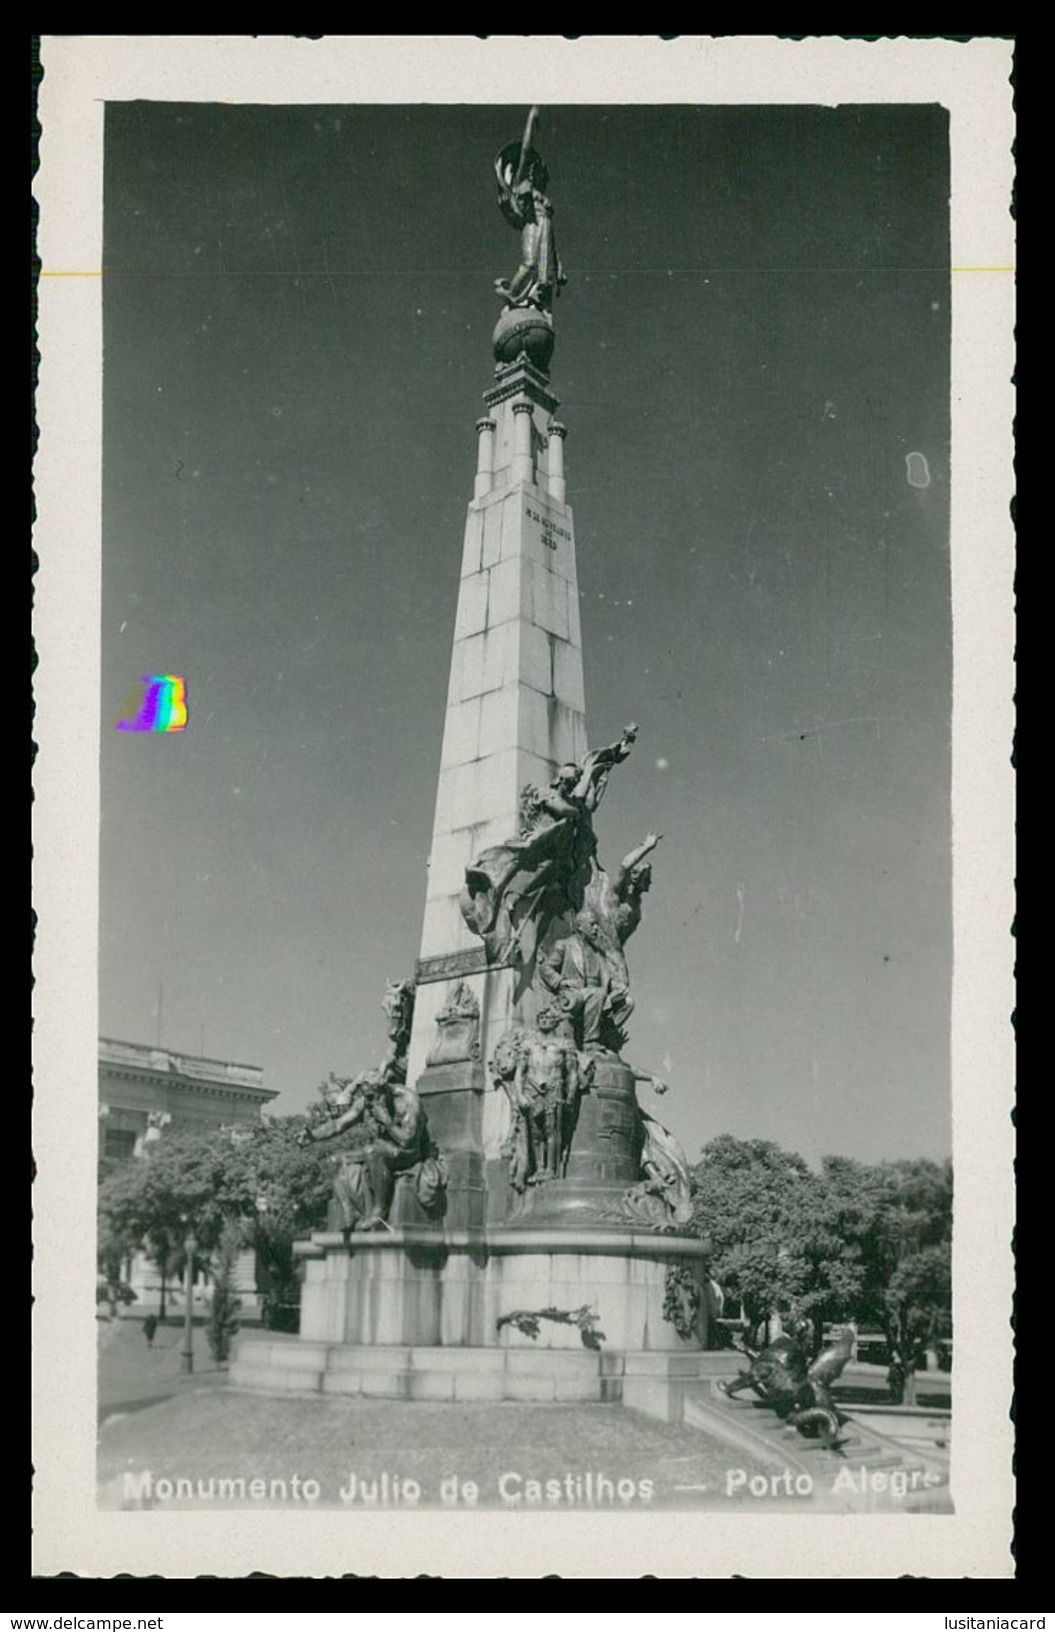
[[99, 1036, 276, 1156], [99, 1037, 278, 1312]]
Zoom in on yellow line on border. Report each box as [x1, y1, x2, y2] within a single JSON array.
[[40, 265, 1016, 276]]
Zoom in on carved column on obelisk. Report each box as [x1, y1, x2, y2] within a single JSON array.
[[403, 112, 586, 1227]]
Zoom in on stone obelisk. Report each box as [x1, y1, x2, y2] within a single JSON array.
[[405, 112, 585, 1224]]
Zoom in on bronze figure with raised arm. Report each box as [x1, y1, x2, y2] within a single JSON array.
[[494, 105, 567, 314], [460, 725, 638, 963], [299, 1068, 427, 1233]]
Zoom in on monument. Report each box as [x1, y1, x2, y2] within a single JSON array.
[[233, 109, 717, 1415]]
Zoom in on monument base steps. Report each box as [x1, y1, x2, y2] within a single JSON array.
[[230, 1339, 732, 1418], [678, 1377, 952, 1512]]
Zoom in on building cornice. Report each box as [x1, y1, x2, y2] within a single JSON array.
[[99, 1037, 276, 1102], [100, 1064, 277, 1104], [483, 358, 560, 416]]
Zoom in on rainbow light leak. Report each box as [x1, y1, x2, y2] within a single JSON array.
[[116, 674, 188, 732]]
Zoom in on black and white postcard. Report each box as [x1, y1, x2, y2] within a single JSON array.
[[33, 35, 1015, 1579]]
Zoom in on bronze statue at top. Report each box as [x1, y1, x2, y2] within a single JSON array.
[[494, 106, 567, 314], [492, 107, 567, 373]]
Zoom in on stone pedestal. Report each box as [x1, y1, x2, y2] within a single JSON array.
[[293, 1229, 713, 1352], [231, 1230, 719, 1421]]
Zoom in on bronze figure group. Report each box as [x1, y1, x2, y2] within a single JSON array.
[[720, 1320, 856, 1445], [299, 982, 444, 1232]]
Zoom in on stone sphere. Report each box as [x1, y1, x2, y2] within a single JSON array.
[[492, 305, 555, 373]]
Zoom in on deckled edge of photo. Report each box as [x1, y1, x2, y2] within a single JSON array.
[[32, 33, 1015, 1579]]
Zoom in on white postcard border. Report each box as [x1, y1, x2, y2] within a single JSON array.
[[33, 34, 1015, 1579]]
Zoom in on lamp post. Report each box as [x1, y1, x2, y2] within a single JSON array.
[[180, 1225, 197, 1373]]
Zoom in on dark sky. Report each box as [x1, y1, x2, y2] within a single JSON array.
[[100, 101, 951, 1167]]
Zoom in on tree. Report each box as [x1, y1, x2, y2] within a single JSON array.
[[97, 1207, 140, 1288], [97, 1117, 336, 1330], [690, 1135, 864, 1341], [98, 1129, 249, 1319], [228, 1115, 336, 1330], [862, 1159, 953, 1402], [691, 1137, 953, 1384], [96, 1272, 137, 1319], [206, 1220, 244, 1364], [882, 1242, 952, 1404]]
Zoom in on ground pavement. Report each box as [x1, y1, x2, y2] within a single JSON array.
[[98, 1318, 950, 1514], [97, 1312, 227, 1422]]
